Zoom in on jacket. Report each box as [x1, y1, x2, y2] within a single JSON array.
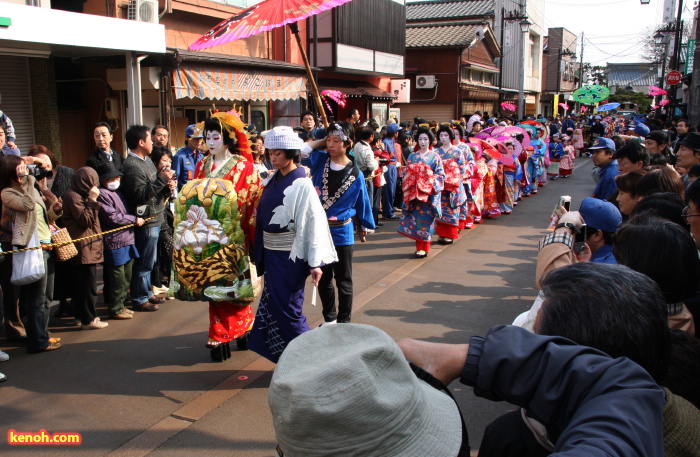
[[1, 175, 61, 247], [97, 187, 137, 251], [461, 325, 665, 457], [86, 148, 124, 172], [121, 153, 167, 228], [62, 167, 104, 264]]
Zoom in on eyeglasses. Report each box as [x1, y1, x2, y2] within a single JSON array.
[[681, 206, 700, 222]]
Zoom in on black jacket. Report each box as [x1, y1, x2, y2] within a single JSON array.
[[86, 148, 124, 172]]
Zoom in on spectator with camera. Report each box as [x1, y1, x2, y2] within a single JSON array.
[[149, 145, 176, 296], [121, 125, 174, 312], [0, 154, 63, 351]]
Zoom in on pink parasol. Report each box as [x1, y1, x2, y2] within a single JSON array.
[[490, 126, 508, 136], [580, 106, 587, 113], [503, 126, 526, 136], [558, 103, 570, 111], [520, 131, 531, 150], [481, 126, 496, 135], [648, 85, 667, 96], [500, 102, 517, 112], [188, 0, 351, 127], [485, 138, 514, 166], [474, 132, 490, 139], [659, 99, 670, 106], [492, 135, 511, 142]]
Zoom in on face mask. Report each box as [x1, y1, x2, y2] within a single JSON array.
[[107, 181, 120, 191]]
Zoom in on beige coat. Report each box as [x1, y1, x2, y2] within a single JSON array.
[[1, 175, 61, 247]]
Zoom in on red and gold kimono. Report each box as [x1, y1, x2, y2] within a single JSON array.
[[193, 154, 262, 343]]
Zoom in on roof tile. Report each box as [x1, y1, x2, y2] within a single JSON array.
[[406, 22, 479, 47], [406, 0, 493, 21]]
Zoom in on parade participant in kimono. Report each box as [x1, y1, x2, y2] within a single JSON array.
[[304, 122, 375, 324], [397, 127, 445, 258], [381, 123, 402, 220], [452, 123, 474, 230], [538, 127, 550, 187], [560, 135, 576, 178], [499, 140, 518, 214], [528, 132, 546, 194], [172, 112, 262, 362], [547, 134, 564, 180], [572, 126, 584, 157], [517, 141, 531, 198], [468, 144, 487, 224], [247, 127, 337, 363], [481, 153, 501, 218], [434, 124, 467, 245]]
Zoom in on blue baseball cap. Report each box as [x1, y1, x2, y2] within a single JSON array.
[[587, 137, 616, 152], [579, 198, 622, 233], [386, 123, 402, 135], [185, 124, 203, 139]]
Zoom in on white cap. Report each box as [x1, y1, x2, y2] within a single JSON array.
[[264, 126, 305, 150]]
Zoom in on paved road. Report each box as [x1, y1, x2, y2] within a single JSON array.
[[0, 157, 596, 456]]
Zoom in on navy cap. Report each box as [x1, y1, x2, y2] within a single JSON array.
[[386, 123, 402, 135], [588, 137, 616, 151], [579, 198, 622, 233], [633, 123, 650, 137], [185, 124, 203, 139]]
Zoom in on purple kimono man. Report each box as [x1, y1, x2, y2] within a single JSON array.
[[248, 127, 337, 363], [434, 125, 467, 243], [397, 129, 445, 258]]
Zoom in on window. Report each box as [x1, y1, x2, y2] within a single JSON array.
[[461, 68, 471, 82]]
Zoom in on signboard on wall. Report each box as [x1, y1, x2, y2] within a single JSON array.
[[391, 79, 411, 103], [663, 0, 677, 23]]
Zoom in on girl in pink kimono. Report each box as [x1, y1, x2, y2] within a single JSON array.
[[559, 136, 576, 178]]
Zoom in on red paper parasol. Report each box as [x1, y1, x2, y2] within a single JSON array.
[[188, 0, 351, 127], [468, 138, 502, 160], [189, 0, 353, 49], [485, 138, 514, 166]]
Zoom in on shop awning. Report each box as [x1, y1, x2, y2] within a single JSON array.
[[173, 64, 307, 101], [319, 81, 396, 100]]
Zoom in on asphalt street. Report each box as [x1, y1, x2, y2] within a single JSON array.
[[0, 157, 596, 456]]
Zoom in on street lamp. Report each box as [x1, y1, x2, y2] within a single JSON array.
[[653, 31, 664, 45], [518, 19, 531, 120]]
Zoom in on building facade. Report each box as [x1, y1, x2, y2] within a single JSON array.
[[399, 0, 501, 122], [540, 27, 578, 117]]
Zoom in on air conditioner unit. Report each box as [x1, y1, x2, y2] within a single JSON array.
[[416, 75, 436, 89], [128, 0, 158, 24]]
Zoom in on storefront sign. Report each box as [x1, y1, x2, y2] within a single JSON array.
[[174, 65, 307, 101], [685, 40, 695, 75]]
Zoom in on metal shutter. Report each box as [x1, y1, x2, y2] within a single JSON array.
[[394, 103, 456, 123], [0, 56, 35, 153]]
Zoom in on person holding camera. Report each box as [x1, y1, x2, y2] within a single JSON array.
[[0, 154, 63, 351], [149, 146, 176, 296], [121, 125, 174, 312]]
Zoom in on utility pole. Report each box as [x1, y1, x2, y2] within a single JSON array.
[[691, 5, 700, 126], [497, 6, 528, 111]]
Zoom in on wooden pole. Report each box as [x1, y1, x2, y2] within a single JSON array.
[[289, 22, 329, 128]]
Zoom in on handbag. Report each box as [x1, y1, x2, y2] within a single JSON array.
[[11, 227, 45, 286], [51, 226, 78, 262]]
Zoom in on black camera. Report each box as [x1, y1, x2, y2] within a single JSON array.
[[26, 165, 52, 180]]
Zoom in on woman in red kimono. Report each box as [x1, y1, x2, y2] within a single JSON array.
[[193, 112, 262, 360]]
